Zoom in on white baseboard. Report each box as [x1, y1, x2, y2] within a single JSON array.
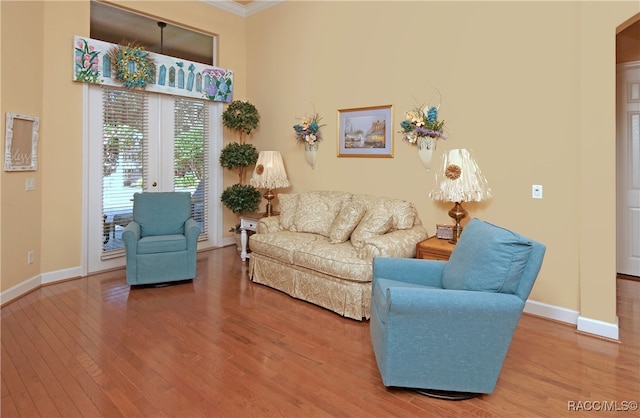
[[524, 299, 580, 324], [1, 274, 41, 305], [525, 299, 619, 340], [41, 266, 82, 284], [577, 316, 619, 340], [1, 266, 82, 306]]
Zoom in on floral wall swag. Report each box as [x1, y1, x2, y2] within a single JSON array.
[[293, 111, 325, 145], [73, 36, 233, 102]]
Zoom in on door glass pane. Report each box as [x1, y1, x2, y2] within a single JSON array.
[[102, 88, 147, 255]]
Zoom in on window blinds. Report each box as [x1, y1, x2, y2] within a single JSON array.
[[174, 97, 209, 240], [102, 87, 148, 256]]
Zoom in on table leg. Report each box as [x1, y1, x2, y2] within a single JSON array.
[[240, 227, 249, 261]]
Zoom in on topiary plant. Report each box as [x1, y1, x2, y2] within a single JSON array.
[[220, 184, 262, 214], [220, 100, 261, 215], [219, 142, 259, 185], [222, 100, 260, 143]]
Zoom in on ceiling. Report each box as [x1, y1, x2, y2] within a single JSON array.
[[90, 1, 215, 65]]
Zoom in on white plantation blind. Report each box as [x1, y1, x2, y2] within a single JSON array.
[[102, 87, 148, 256], [174, 97, 209, 240]]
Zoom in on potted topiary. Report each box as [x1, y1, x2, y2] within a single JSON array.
[[222, 100, 260, 144], [220, 100, 262, 217]]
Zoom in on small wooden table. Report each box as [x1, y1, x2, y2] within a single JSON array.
[[416, 236, 456, 261]]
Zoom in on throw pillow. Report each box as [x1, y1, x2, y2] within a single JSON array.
[[442, 218, 533, 294], [278, 193, 298, 231], [293, 192, 346, 237], [350, 203, 393, 249], [328, 201, 366, 243]]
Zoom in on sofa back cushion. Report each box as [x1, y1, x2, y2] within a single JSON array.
[[292, 191, 351, 237], [278, 193, 299, 230], [351, 195, 417, 231], [350, 202, 394, 249], [328, 201, 367, 243], [442, 218, 533, 294]]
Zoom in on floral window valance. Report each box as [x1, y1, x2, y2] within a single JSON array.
[[73, 36, 233, 103]]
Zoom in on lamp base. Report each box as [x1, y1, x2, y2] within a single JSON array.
[[263, 188, 276, 217], [448, 202, 467, 244]]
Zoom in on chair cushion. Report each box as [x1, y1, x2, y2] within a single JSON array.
[[137, 234, 187, 254], [442, 218, 533, 294], [328, 201, 367, 243], [133, 192, 191, 237]]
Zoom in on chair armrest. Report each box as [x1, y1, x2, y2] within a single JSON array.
[[358, 225, 428, 260], [378, 288, 526, 370], [185, 218, 201, 238], [122, 221, 141, 249], [373, 257, 446, 288], [386, 287, 525, 318], [185, 218, 200, 250], [257, 216, 283, 234]]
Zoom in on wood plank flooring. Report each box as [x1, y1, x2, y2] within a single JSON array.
[[2, 246, 639, 417]]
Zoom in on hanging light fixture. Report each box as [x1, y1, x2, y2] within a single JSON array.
[[157, 21, 167, 54]]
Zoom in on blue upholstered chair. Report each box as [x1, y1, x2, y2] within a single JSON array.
[[122, 192, 200, 286], [370, 218, 545, 399]]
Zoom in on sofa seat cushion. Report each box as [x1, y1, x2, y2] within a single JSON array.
[[249, 231, 323, 264], [293, 240, 373, 282], [443, 219, 533, 294], [137, 235, 187, 254]]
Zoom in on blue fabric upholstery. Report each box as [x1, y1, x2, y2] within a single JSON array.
[[443, 218, 533, 293], [370, 218, 545, 395], [123, 192, 200, 285]]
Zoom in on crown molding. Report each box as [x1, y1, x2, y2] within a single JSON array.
[[203, 0, 284, 17]]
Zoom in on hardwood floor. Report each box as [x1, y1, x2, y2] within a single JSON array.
[[2, 246, 639, 417]]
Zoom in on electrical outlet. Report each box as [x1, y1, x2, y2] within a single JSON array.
[[25, 178, 35, 191], [27, 251, 35, 264], [532, 185, 543, 199]]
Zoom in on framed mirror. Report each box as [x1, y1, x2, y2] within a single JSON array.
[[5, 113, 39, 171]]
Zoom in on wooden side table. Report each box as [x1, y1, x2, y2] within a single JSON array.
[[416, 236, 456, 261]]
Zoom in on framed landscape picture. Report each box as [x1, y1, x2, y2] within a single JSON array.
[[338, 105, 393, 158]]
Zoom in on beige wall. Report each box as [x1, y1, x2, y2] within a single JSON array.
[[1, 1, 639, 329], [1, 1, 45, 290], [0, 0, 246, 291], [245, 1, 639, 325]]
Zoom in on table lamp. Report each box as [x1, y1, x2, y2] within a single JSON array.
[[250, 151, 290, 217], [429, 148, 493, 243]]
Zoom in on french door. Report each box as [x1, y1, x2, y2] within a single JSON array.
[[84, 84, 222, 274]]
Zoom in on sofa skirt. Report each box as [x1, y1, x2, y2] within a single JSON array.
[[249, 253, 371, 320]]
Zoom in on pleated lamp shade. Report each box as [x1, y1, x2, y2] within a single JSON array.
[[429, 148, 493, 203]]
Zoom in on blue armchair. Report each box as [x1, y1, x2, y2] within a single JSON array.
[[370, 218, 545, 399], [123, 192, 200, 286]]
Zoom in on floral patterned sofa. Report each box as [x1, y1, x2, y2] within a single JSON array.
[[248, 191, 428, 320]]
